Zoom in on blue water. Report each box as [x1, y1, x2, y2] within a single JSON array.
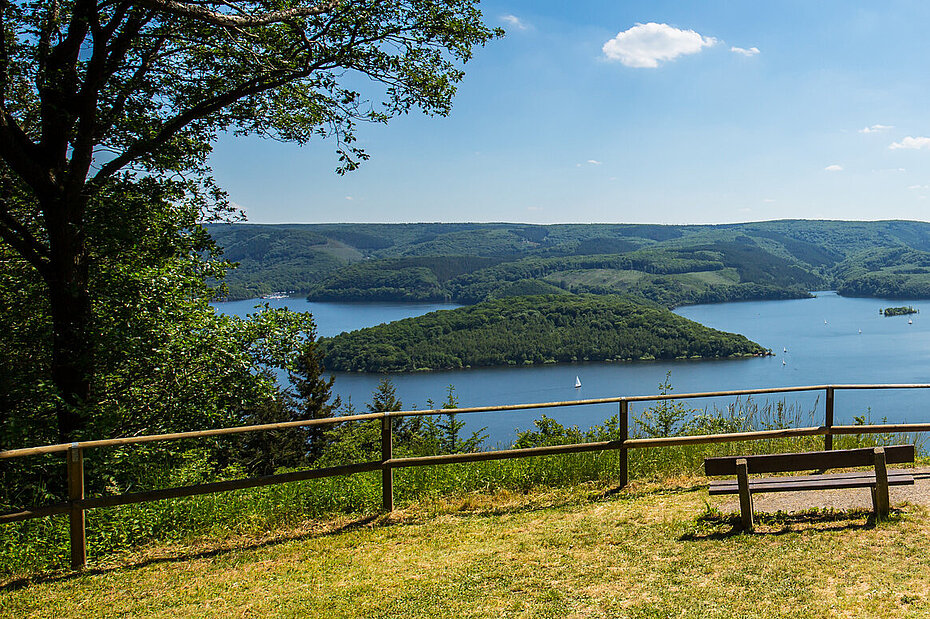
[[215, 292, 930, 445]]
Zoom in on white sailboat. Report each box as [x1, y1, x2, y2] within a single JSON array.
[[574, 376, 582, 388]]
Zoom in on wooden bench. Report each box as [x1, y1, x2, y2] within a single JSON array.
[[704, 445, 915, 530]]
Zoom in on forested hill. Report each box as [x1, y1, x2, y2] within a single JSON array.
[[316, 295, 769, 372], [207, 220, 930, 304]]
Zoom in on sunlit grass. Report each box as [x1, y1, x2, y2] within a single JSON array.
[[0, 397, 923, 578], [3, 483, 930, 618]]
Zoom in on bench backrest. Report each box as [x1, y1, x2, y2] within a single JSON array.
[[704, 445, 915, 476]]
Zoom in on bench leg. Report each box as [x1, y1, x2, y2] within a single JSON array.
[[873, 447, 889, 519], [736, 458, 754, 531]]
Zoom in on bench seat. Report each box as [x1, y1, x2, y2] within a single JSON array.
[[709, 469, 914, 495], [703, 445, 916, 530]]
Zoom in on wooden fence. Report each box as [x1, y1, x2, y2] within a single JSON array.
[[3, 383, 930, 570]]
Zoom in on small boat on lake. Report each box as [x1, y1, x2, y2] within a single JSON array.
[[574, 376, 581, 388]]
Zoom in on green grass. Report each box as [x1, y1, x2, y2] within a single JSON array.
[[544, 269, 647, 287], [3, 481, 930, 618], [0, 431, 918, 578], [685, 267, 741, 285], [1, 397, 924, 589], [543, 267, 742, 296]]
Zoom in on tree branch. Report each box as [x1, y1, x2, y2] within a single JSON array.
[[96, 29, 166, 142], [88, 60, 332, 189], [0, 200, 51, 274], [133, 0, 340, 28], [0, 112, 52, 196]]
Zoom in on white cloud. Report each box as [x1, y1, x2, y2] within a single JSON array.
[[527, 205, 543, 211], [586, 159, 602, 165], [345, 196, 354, 200], [859, 124, 893, 133], [908, 184, 929, 190], [825, 164, 843, 172], [730, 46, 760, 57], [890, 136, 930, 150], [763, 198, 776, 203], [602, 23, 717, 68], [501, 14, 528, 30]]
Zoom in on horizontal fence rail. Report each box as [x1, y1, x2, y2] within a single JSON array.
[[2, 383, 930, 569]]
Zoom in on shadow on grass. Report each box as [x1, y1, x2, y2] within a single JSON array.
[[0, 512, 381, 593], [681, 507, 904, 541]]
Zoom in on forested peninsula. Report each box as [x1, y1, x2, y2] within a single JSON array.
[[317, 295, 769, 372], [209, 220, 930, 305]]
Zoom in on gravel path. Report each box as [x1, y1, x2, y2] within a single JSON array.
[[711, 466, 930, 514]]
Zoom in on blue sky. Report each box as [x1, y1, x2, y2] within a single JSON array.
[[208, 1, 930, 225]]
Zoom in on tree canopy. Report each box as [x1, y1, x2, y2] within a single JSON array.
[[317, 294, 770, 372], [0, 0, 499, 443]]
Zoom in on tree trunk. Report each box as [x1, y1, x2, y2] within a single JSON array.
[[44, 200, 93, 444]]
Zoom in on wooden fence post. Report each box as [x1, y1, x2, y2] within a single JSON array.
[[825, 387, 835, 451], [735, 458, 754, 531], [619, 400, 629, 488], [67, 445, 86, 569], [873, 447, 889, 519], [381, 415, 393, 512]]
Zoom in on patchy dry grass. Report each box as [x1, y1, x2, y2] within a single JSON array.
[[3, 479, 930, 618]]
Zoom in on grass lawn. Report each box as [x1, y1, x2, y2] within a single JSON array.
[[3, 479, 930, 618]]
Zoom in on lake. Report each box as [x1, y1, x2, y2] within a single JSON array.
[[216, 293, 930, 446]]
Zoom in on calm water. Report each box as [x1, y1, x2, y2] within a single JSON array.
[[215, 292, 930, 445]]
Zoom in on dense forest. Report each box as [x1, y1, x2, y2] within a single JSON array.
[[317, 294, 769, 372], [208, 220, 930, 305]]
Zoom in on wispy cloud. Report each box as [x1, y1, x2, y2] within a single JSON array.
[[586, 159, 602, 165], [908, 184, 929, 190], [890, 136, 930, 150], [825, 164, 843, 172], [859, 124, 894, 134], [501, 14, 528, 30], [602, 23, 716, 68], [730, 46, 760, 57]]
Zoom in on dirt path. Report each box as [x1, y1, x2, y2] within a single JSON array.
[[711, 466, 930, 514]]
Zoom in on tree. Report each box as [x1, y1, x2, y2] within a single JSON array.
[[237, 316, 340, 476], [0, 0, 500, 442], [427, 384, 485, 454], [633, 372, 694, 438]]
